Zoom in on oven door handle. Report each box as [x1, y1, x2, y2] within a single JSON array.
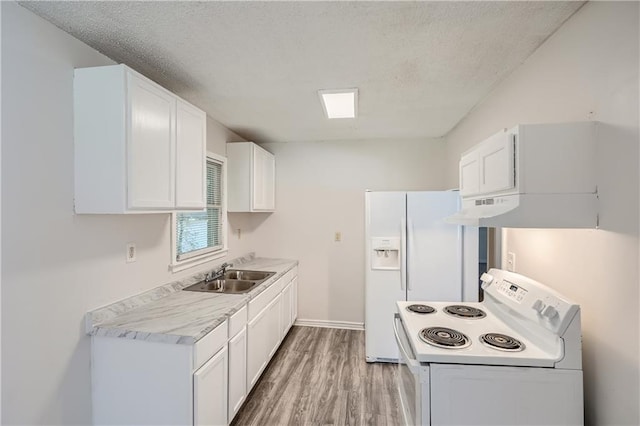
[[393, 313, 420, 369]]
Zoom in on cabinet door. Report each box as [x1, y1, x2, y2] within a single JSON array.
[[193, 346, 228, 426], [251, 146, 275, 211], [247, 296, 273, 390], [459, 151, 480, 197], [127, 72, 175, 209], [247, 294, 282, 391], [176, 100, 206, 209], [280, 283, 293, 337], [251, 145, 265, 210], [291, 277, 298, 323], [228, 327, 247, 422], [266, 294, 282, 358], [261, 150, 275, 210], [478, 132, 515, 195]]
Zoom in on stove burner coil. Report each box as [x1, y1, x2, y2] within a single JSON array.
[[406, 304, 436, 314], [480, 333, 525, 352], [419, 327, 470, 349], [444, 305, 487, 319]]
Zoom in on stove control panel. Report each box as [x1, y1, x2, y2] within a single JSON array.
[[496, 279, 528, 303], [532, 299, 559, 319], [484, 268, 580, 336]]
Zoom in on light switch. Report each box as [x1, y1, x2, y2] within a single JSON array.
[[507, 252, 516, 272], [335, 232, 342, 242]]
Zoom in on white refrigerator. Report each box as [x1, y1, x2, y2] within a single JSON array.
[[365, 191, 479, 362]]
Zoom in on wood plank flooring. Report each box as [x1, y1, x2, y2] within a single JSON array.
[[231, 326, 402, 426]]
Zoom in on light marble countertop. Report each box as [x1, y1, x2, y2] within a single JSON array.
[[86, 255, 298, 345]]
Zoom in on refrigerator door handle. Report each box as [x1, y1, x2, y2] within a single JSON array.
[[406, 218, 413, 291], [400, 217, 407, 291]]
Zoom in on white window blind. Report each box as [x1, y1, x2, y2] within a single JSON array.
[[176, 157, 224, 261]]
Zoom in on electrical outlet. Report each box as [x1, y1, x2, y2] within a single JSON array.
[[335, 232, 342, 242], [507, 252, 516, 272], [126, 243, 137, 263]]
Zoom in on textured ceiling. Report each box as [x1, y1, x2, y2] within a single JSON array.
[[20, 1, 583, 143]]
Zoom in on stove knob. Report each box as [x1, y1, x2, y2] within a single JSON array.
[[480, 273, 494, 289], [532, 299, 545, 313], [542, 305, 558, 319]]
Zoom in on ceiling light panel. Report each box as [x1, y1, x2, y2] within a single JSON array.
[[318, 89, 358, 119]]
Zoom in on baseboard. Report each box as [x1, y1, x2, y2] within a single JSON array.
[[294, 319, 365, 331]]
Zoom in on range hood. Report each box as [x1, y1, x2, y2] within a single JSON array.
[[446, 193, 598, 228], [446, 122, 599, 228]]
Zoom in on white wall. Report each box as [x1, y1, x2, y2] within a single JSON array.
[[444, 3, 639, 425], [1, 3, 247, 424], [233, 139, 447, 326]]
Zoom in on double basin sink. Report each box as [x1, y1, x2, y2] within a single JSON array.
[[183, 270, 276, 294]]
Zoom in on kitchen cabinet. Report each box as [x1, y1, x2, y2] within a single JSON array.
[[91, 320, 227, 425], [291, 276, 298, 324], [452, 122, 598, 228], [460, 130, 515, 198], [459, 152, 480, 197], [90, 264, 298, 426], [247, 294, 281, 390], [228, 307, 248, 422], [175, 99, 207, 209], [246, 266, 298, 393], [227, 142, 275, 212], [74, 64, 206, 213], [280, 281, 293, 337], [194, 346, 228, 426]]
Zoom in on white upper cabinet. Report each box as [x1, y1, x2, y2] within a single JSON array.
[[451, 122, 598, 228], [459, 151, 480, 197], [227, 142, 275, 212], [478, 131, 515, 195], [175, 100, 207, 209], [459, 130, 515, 198], [74, 64, 206, 213], [127, 73, 176, 209]]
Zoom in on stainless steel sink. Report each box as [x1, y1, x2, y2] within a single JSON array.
[[224, 270, 274, 281], [183, 270, 275, 294], [183, 279, 257, 294]]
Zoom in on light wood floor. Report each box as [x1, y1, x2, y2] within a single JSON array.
[[232, 326, 402, 426]]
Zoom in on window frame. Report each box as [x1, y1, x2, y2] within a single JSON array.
[[170, 151, 228, 272]]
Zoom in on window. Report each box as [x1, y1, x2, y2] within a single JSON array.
[[172, 153, 227, 271]]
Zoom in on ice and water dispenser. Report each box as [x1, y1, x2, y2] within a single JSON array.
[[370, 237, 401, 270]]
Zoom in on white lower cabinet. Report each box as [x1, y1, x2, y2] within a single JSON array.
[[228, 325, 247, 421], [90, 266, 299, 426], [280, 281, 293, 337], [194, 346, 228, 426], [91, 320, 228, 426], [292, 276, 298, 323], [266, 295, 282, 359], [227, 306, 247, 423], [247, 294, 281, 390]]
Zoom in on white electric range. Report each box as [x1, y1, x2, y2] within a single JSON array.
[[394, 268, 583, 426]]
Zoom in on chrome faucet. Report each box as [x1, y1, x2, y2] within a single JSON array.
[[205, 262, 233, 282]]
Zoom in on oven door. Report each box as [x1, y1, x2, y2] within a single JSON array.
[[393, 313, 430, 426]]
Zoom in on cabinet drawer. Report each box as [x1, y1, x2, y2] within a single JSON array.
[[281, 269, 294, 288], [249, 277, 283, 322], [229, 304, 248, 337], [194, 320, 228, 369]]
